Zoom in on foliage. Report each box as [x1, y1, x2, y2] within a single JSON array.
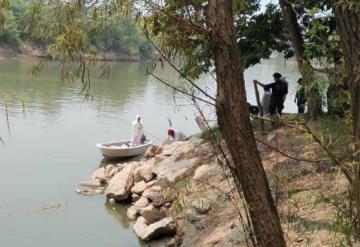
[[0, 0, 152, 57], [199, 127, 223, 141], [0, 8, 21, 46], [235, 3, 290, 68]]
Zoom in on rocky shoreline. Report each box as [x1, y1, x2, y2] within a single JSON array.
[[77, 124, 354, 247], [78, 137, 242, 246]]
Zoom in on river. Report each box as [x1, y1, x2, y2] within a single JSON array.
[[0, 57, 299, 247]]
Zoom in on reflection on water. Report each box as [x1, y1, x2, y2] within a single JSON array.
[[104, 201, 131, 229]]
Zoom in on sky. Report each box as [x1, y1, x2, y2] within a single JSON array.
[[260, 0, 279, 11]]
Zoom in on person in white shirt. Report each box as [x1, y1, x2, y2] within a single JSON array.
[[167, 128, 186, 141], [131, 114, 144, 146]]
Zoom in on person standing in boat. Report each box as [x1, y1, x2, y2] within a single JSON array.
[[131, 114, 144, 146]]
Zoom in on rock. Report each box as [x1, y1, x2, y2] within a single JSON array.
[[91, 167, 106, 180], [267, 132, 277, 142], [108, 198, 116, 205], [133, 217, 176, 241], [161, 137, 203, 156], [134, 196, 150, 211], [142, 186, 164, 202], [229, 230, 246, 243], [192, 198, 211, 214], [144, 237, 177, 247], [140, 204, 166, 224], [139, 165, 155, 182], [105, 165, 134, 201], [146, 180, 157, 187], [132, 193, 140, 202], [192, 165, 215, 181], [105, 164, 119, 178], [133, 217, 148, 240], [144, 145, 162, 158], [152, 154, 200, 185], [185, 208, 203, 223], [75, 188, 104, 196], [127, 205, 138, 221], [79, 179, 103, 188], [131, 180, 147, 194], [91, 165, 120, 182], [144, 217, 177, 241], [133, 166, 144, 183]]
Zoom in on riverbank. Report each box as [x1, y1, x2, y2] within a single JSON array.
[[79, 117, 357, 246], [0, 44, 145, 62]]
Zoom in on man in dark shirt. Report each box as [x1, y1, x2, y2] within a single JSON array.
[[254, 72, 288, 116], [295, 78, 306, 114]]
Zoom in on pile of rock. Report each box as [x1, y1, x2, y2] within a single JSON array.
[[82, 137, 218, 243]]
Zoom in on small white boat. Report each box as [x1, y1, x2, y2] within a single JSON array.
[[96, 140, 152, 158]]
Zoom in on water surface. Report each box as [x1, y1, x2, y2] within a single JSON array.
[[0, 57, 299, 247]]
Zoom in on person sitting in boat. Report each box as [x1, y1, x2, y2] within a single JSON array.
[[131, 114, 144, 147], [167, 128, 186, 141]]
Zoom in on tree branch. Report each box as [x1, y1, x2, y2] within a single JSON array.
[[147, 71, 215, 106], [142, 29, 216, 102]]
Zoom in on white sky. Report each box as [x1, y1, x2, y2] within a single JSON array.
[[260, 0, 279, 11]]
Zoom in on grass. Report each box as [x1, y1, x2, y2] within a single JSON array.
[[199, 127, 223, 141]]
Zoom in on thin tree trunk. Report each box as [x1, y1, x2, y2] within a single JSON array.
[[206, 1, 286, 246], [332, 0, 360, 223], [279, 0, 322, 118]]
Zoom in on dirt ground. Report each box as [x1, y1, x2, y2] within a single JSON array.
[[170, 125, 358, 247]]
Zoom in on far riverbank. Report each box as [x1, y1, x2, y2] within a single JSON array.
[[0, 44, 147, 62]]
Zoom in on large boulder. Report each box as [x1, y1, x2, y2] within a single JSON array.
[[139, 165, 155, 182], [131, 180, 147, 194], [145, 145, 163, 158], [144, 217, 177, 241], [127, 205, 138, 221], [140, 204, 166, 224], [91, 165, 122, 183], [161, 137, 203, 156], [105, 165, 134, 201], [133, 217, 176, 241], [133, 217, 148, 240], [192, 165, 215, 181], [91, 167, 106, 180], [152, 154, 200, 185], [192, 198, 211, 214], [133, 161, 146, 183], [134, 196, 150, 211]]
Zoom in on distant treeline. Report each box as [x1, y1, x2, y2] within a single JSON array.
[[0, 0, 153, 58]]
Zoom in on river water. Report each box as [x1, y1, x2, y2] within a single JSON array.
[[0, 57, 299, 247]]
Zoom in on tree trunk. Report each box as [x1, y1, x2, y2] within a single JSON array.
[[206, 1, 286, 246], [279, 0, 322, 118], [332, 0, 360, 222]]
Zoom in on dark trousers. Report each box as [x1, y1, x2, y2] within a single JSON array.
[[269, 98, 284, 115], [297, 104, 305, 114]]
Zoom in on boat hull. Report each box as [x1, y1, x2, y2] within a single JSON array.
[[96, 140, 152, 158]]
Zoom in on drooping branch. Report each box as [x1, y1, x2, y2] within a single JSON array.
[[147, 71, 215, 106], [142, 29, 216, 103]]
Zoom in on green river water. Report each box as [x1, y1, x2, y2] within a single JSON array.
[[0, 57, 299, 247]]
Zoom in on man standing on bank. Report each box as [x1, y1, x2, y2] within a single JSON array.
[[254, 72, 288, 116]]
